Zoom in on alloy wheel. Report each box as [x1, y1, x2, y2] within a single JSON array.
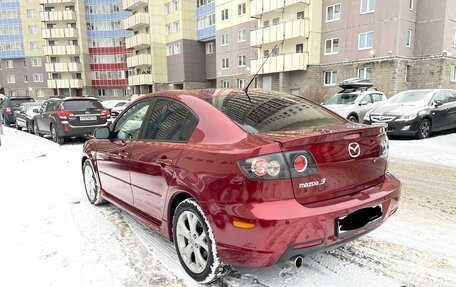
[[84, 164, 97, 202], [419, 119, 431, 139], [175, 210, 209, 274]]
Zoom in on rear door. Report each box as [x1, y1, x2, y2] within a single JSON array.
[[36, 100, 56, 133], [358, 93, 374, 120], [130, 98, 198, 221], [96, 100, 152, 206]]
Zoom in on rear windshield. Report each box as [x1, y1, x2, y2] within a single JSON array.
[[205, 91, 344, 133], [62, 100, 103, 111], [11, 98, 34, 107]]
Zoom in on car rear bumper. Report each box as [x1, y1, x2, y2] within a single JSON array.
[[206, 172, 401, 267], [57, 121, 109, 137]]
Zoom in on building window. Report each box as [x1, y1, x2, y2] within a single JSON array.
[[164, 3, 170, 14], [28, 25, 38, 35], [206, 42, 214, 54], [36, 90, 45, 98], [32, 58, 42, 67], [360, 0, 375, 14], [174, 42, 181, 54], [27, 9, 37, 18], [409, 0, 413, 11], [221, 9, 228, 21], [33, 73, 43, 82], [326, 4, 341, 22], [7, 75, 16, 84], [324, 71, 337, 86], [296, 44, 304, 53], [237, 79, 246, 89], [97, 89, 106, 98], [221, 80, 229, 88], [297, 11, 304, 19], [238, 54, 246, 67], [166, 44, 173, 56], [173, 0, 179, 11], [221, 57, 229, 69], [238, 3, 246, 16], [357, 67, 372, 79], [165, 24, 171, 35], [238, 29, 246, 42], [174, 21, 180, 33], [263, 20, 269, 27], [406, 30, 412, 47], [358, 32, 373, 50], [405, 65, 411, 82], [272, 18, 280, 25], [271, 47, 279, 57], [325, 38, 339, 54], [24, 75, 28, 83], [30, 42, 40, 50], [5, 60, 13, 68], [221, 33, 228, 46], [451, 66, 456, 82]]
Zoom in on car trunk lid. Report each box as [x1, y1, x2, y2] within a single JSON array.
[[60, 99, 108, 126], [254, 123, 386, 205]]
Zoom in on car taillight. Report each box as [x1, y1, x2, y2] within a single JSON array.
[[57, 111, 73, 119], [6, 107, 12, 114], [239, 153, 289, 180], [239, 150, 318, 180], [379, 133, 389, 159], [102, 109, 110, 118]]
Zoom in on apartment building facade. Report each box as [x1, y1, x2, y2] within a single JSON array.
[[256, 0, 456, 101], [0, 0, 49, 98]]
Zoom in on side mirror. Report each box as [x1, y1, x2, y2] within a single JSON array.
[[434, 100, 444, 107], [359, 100, 368, 106], [33, 108, 39, 113], [94, 127, 110, 139]]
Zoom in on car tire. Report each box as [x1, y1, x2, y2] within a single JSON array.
[[27, 122, 33, 133], [417, 118, 431, 139], [51, 124, 64, 145], [82, 160, 105, 206], [347, 114, 359, 123], [173, 199, 229, 283], [34, 121, 43, 137], [15, 121, 22, 131]]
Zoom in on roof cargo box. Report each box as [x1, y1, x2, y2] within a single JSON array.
[[339, 78, 374, 89]]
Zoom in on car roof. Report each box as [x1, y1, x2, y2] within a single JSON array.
[[47, 97, 99, 101]]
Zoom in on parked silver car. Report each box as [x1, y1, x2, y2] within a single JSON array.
[[323, 79, 387, 122]]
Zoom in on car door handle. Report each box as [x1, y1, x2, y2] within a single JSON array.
[[157, 158, 173, 167], [118, 150, 129, 159]]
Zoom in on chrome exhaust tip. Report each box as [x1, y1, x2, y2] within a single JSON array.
[[288, 256, 303, 268]]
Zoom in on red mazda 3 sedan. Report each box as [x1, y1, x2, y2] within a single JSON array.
[[81, 89, 400, 283]]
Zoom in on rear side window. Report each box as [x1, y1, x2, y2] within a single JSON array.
[[144, 99, 197, 142], [10, 98, 34, 107], [62, 100, 103, 111], [206, 91, 344, 133], [371, 93, 383, 102], [114, 100, 151, 140]]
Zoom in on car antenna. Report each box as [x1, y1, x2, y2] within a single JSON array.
[[243, 43, 278, 102]]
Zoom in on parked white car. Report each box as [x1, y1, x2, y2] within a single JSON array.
[[323, 79, 387, 122], [101, 100, 128, 111]]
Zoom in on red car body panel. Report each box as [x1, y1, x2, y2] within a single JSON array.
[[82, 89, 401, 268]]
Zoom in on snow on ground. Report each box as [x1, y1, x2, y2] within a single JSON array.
[[0, 127, 455, 287], [389, 130, 456, 167]]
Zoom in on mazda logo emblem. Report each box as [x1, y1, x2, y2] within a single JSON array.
[[348, 142, 361, 158]]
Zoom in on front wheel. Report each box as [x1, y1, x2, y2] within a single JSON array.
[[347, 114, 358, 123], [417, 118, 431, 139], [173, 199, 228, 283], [83, 160, 105, 205]]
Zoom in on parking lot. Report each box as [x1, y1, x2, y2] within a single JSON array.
[[0, 127, 455, 287]]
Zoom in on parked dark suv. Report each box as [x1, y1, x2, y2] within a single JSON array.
[[33, 97, 110, 144], [1, 97, 35, 126]]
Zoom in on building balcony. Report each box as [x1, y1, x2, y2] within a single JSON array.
[[125, 33, 150, 49], [39, 0, 75, 5], [123, 0, 148, 11], [127, 54, 152, 68], [40, 10, 76, 22], [124, 12, 149, 30], [45, 62, 82, 73], [251, 0, 310, 17], [42, 28, 78, 39], [250, 52, 307, 74], [47, 79, 83, 89], [128, 74, 154, 86], [251, 18, 309, 46], [44, 45, 79, 56]]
